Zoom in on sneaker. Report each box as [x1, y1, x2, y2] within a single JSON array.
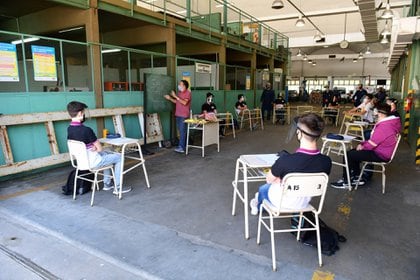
[[174, 147, 185, 153], [351, 177, 366, 187], [250, 192, 259, 215], [250, 199, 258, 215], [330, 179, 350, 189], [113, 186, 132, 195], [103, 184, 114, 191]]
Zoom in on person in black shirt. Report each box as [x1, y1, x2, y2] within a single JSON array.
[[67, 101, 131, 194], [201, 92, 225, 136], [352, 84, 367, 107], [260, 83, 275, 121], [235, 94, 248, 115], [274, 94, 286, 124], [250, 113, 332, 214]]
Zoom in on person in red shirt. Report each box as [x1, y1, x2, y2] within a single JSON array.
[[164, 80, 192, 153]]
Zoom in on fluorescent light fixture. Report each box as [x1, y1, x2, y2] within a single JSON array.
[[353, 58, 358, 63], [308, 59, 312, 64], [358, 52, 363, 59], [296, 49, 302, 57], [303, 54, 308, 61], [272, 0, 284, 9], [58, 26, 84, 33], [295, 14, 305, 27], [11, 37, 39, 45], [312, 61, 316, 66], [101, 48, 121, 54], [365, 46, 371, 55], [177, 10, 187, 14]]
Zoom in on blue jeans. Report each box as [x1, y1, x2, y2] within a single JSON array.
[[176, 116, 187, 150], [258, 183, 271, 210], [95, 151, 122, 187]]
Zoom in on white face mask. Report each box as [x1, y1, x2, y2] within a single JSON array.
[[178, 85, 183, 91], [207, 97, 213, 103]]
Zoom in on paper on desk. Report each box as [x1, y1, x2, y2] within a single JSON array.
[[242, 154, 278, 166], [101, 137, 138, 145]]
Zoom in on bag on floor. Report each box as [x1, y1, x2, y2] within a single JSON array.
[[291, 212, 346, 256], [62, 169, 94, 195]]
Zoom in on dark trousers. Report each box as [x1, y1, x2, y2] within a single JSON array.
[[261, 106, 272, 120], [344, 149, 385, 178]]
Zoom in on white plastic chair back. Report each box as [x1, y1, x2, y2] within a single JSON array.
[[67, 140, 91, 170], [274, 172, 329, 215], [386, 134, 401, 164]]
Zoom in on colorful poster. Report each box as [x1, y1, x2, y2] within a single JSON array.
[[0, 43, 19, 82], [182, 71, 191, 88], [31, 45, 57, 81]]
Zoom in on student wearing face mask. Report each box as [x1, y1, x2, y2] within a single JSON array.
[[344, 93, 374, 123], [331, 103, 401, 188], [66, 101, 131, 194], [200, 92, 226, 136], [164, 80, 192, 153], [250, 113, 332, 215]]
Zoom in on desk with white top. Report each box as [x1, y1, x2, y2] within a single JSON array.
[[232, 153, 278, 239], [320, 135, 355, 191], [99, 137, 150, 199], [185, 119, 220, 157]]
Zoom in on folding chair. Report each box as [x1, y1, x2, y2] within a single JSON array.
[[354, 134, 401, 194], [257, 172, 329, 271], [67, 140, 116, 206], [216, 112, 236, 138], [321, 107, 340, 126], [273, 104, 290, 125]]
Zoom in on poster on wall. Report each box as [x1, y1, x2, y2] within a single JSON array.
[[182, 71, 191, 88], [0, 43, 19, 82], [31, 45, 57, 81], [246, 74, 251, 90]]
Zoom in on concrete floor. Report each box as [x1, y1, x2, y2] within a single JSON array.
[[0, 119, 419, 280]]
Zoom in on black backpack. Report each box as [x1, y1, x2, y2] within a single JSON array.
[[62, 169, 94, 196], [291, 212, 347, 256]]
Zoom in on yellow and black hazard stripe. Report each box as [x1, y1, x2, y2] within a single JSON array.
[[416, 126, 420, 165], [403, 111, 410, 141]]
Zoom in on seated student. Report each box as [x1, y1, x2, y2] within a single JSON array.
[[66, 101, 131, 194], [200, 92, 225, 136], [344, 93, 374, 123], [235, 94, 248, 115], [274, 94, 286, 124], [250, 113, 332, 214], [331, 103, 401, 188]]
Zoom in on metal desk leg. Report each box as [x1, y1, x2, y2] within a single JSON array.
[[243, 164, 249, 240], [342, 143, 352, 191], [232, 159, 240, 216], [186, 123, 190, 155]]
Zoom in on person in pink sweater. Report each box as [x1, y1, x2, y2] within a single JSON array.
[[331, 103, 401, 188]]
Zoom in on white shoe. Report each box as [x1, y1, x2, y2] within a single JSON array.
[[250, 198, 258, 216], [113, 186, 132, 195]]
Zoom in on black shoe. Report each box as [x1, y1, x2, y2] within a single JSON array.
[[331, 179, 350, 189]]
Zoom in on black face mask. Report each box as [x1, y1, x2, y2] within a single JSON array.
[[81, 114, 86, 123]]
